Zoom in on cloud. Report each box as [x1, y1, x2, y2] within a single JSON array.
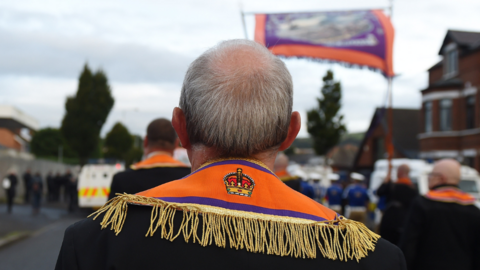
[[0, 28, 194, 83]]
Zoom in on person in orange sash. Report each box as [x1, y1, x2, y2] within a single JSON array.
[[377, 164, 418, 245], [400, 159, 480, 270], [274, 152, 301, 192], [55, 40, 405, 270], [108, 118, 190, 200]]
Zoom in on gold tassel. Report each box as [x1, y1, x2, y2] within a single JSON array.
[[89, 194, 379, 262]]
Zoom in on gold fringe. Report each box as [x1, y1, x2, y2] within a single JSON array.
[[89, 194, 379, 262]]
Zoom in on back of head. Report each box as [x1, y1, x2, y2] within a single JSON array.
[[397, 164, 410, 178], [147, 118, 177, 150], [180, 39, 293, 157], [432, 159, 461, 185], [274, 152, 289, 172]]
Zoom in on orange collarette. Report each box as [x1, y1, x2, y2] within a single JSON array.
[[131, 152, 189, 170]]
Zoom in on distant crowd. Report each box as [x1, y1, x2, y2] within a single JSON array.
[[2, 169, 77, 214]]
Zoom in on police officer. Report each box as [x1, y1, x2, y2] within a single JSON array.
[[108, 118, 190, 199], [326, 173, 343, 214], [343, 172, 369, 223]]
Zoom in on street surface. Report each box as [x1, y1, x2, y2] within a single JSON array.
[[0, 204, 89, 270]]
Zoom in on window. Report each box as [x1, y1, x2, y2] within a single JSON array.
[[443, 43, 458, 78], [424, 101, 432, 132], [439, 99, 452, 131], [466, 95, 475, 129]]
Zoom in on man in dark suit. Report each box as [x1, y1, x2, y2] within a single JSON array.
[[377, 164, 418, 245], [56, 40, 406, 270], [108, 118, 190, 200], [400, 159, 480, 270]]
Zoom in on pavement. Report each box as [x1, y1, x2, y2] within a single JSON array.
[[0, 203, 91, 270]]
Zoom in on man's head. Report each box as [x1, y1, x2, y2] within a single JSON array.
[[143, 118, 178, 155], [274, 152, 289, 172], [174, 39, 297, 160], [397, 164, 410, 179], [428, 159, 461, 189]]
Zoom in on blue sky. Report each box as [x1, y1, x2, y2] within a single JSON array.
[[1, 0, 479, 137]]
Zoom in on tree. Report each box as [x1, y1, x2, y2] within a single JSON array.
[[124, 135, 144, 167], [104, 122, 133, 161], [30, 128, 76, 158], [61, 64, 114, 165], [307, 70, 347, 156]]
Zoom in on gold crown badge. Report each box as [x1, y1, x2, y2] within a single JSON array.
[[223, 168, 255, 197]]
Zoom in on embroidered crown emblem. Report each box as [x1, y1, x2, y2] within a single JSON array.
[[223, 168, 255, 197]]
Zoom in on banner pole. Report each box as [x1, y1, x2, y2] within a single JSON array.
[[386, 2, 394, 180], [386, 77, 394, 180], [239, 2, 248, 39]]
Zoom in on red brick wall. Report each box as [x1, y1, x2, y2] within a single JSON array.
[[420, 136, 460, 151], [0, 128, 21, 151]]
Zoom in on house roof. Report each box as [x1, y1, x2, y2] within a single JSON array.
[[438, 30, 480, 55], [0, 105, 39, 131], [352, 108, 420, 170]]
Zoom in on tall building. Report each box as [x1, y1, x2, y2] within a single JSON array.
[[419, 30, 480, 170]]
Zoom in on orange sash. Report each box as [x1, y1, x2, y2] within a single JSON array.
[[91, 158, 379, 261], [425, 186, 476, 205], [396, 177, 412, 186], [139, 159, 335, 221], [131, 152, 189, 170]]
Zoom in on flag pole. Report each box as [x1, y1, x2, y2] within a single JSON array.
[[239, 2, 248, 39], [386, 0, 394, 181]]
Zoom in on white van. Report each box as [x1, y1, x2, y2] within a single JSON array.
[[78, 163, 124, 208], [370, 159, 480, 202]]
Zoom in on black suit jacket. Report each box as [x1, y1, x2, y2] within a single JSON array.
[[108, 167, 191, 200], [400, 194, 480, 270], [56, 204, 406, 270]]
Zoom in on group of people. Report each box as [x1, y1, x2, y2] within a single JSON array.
[[2, 169, 74, 214], [273, 157, 371, 224], [55, 40, 480, 270]]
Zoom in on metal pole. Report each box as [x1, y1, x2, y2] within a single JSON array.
[[386, 77, 393, 180], [386, 0, 394, 180], [389, 0, 394, 18], [239, 1, 248, 39]]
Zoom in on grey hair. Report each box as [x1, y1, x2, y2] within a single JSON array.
[[180, 39, 293, 157]]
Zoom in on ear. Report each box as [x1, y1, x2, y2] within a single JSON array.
[[172, 107, 191, 149], [278, 111, 301, 151]]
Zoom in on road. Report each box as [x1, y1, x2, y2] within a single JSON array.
[[0, 204, 89, 270], [0, 218, 81, 270]]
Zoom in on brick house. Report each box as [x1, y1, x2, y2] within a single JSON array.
[[419, 30, 480, 170], [353, 108, 420, 178], [0, 105, 38, 152]]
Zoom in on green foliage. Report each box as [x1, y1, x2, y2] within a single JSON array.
[[104, 122, 133, 160], [307, 70, 347, 156], [60, 64, 114, 165], [125, 147, 143, 168], [30, 128, 76, 158]]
